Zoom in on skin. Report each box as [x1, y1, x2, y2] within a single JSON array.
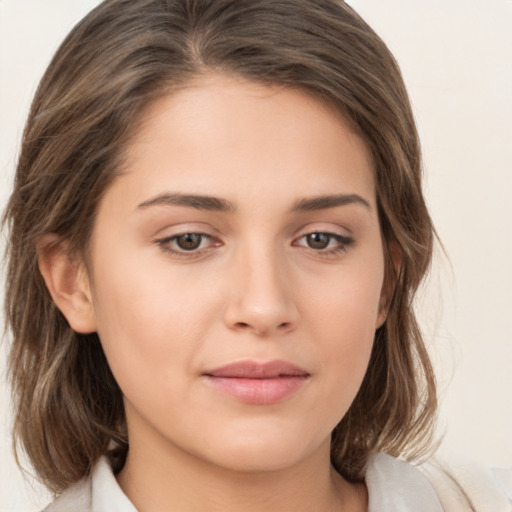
[[40, 74, 387, 511]]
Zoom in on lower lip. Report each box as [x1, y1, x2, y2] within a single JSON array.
[[203, 375, 309, 405]]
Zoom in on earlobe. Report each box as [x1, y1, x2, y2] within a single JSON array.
[[375, 307, 388, 330], [37, 234, 97, 334]]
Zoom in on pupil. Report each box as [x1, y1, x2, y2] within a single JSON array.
[[177, 234, 202, 250], [307, 233, 330, 249]]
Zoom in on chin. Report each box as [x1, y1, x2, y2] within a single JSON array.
[[210, 447, 307, 473], [196, 424, 328, 473]]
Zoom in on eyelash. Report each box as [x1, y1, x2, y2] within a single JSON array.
[[155, 231, 354, 258]]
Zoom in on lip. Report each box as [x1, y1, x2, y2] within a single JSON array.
[[202, 360, 310, 405]]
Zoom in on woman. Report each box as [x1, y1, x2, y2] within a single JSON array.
[[3, 0, 510, 510]]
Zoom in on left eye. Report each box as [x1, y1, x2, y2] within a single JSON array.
[[295, 232, 353, 252]]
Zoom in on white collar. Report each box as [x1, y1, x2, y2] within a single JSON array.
[[365, 453, 444, 512], [88, 453, 444, 512], [91, 457, 138, 512]]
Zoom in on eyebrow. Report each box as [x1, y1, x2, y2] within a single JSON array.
[[291, 194, 371, 212], [137, 193, 235, 212], [136, 192, 371, 213]]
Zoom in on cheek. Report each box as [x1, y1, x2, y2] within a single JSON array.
[[317, 290, 377, 384], [302, 258, 384, 401], [303, 255, 384, 344], [88, 247, 222, 395]]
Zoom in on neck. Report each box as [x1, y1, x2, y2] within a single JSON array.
[[116, 429, 367, 512]]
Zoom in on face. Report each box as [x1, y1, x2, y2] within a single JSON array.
[[85, 74, 386, 472]]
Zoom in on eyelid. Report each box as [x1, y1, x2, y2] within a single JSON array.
[[152, 220, 220, 237]]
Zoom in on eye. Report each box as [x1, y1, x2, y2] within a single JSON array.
[[174, 233, 206, 251], [305, 233, 332, 250], [156, 232, 218, 256], [294, 232, 354, 254]]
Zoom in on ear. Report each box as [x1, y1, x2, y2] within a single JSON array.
[[37, 234, 97, 334], [375, 242, 402, 329]]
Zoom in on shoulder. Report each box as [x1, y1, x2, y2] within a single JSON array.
[[366, 452, 512, 512]]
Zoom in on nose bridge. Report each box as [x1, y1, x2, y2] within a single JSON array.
[[243, 240, 283, 301], [224, 236, 298, 335]]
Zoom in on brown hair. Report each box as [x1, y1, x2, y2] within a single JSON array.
[[3, 0, 437, 494]]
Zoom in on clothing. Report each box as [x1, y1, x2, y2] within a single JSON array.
[[43, 453, 512, 512]]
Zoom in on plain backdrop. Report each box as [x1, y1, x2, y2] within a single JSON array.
[[1, 1, 511, 510]]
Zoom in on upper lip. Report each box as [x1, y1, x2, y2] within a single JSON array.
[[203, 360, 310, 379]]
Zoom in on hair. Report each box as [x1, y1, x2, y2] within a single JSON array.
[[3, 0, 437, 494]]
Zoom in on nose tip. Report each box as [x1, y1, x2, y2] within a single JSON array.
[[223, 256, 299, 337]]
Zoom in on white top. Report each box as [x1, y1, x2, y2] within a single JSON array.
[[43, 453, 512, 512]]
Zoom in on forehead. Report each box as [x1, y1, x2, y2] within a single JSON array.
[[112, 73, 376, 210]]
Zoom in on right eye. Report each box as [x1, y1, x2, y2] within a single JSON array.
[[172, 233, 207, 251], [156, 232, 219, 256]]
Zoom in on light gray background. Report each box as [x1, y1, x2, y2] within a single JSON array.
[[1, 1, 511, 510]]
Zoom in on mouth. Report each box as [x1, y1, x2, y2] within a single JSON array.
[[202, 360, 311, 405]]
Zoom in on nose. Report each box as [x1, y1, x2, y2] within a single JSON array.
[[223, 245, 299, 337]]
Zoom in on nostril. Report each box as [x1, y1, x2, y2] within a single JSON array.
[[232, 321, 291, 334]]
